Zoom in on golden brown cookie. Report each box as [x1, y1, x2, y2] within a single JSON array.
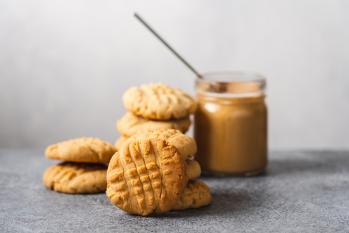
[[133, 129, 197, 160], [45, 137, 116, 164], [117, 112, 191, 137], [123, 83, 197, 120], [173, 180, 212, 210], [115, 134, 199, 179], [114, 136, 129, 151], [106, 136, 187, 216], [43, 162, 107, 194], [186, 160, 201, 180]]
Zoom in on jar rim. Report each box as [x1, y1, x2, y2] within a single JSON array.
[[199, 71, 266, 83], [196, 71, 266, 97]]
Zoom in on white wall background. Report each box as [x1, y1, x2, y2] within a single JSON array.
[[0, 0, 348, 149]]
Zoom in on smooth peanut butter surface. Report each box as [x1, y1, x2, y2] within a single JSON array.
[[194, 93, 267, 175]]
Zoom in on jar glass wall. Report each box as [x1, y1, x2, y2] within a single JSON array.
[[194, 71, 268, 176]]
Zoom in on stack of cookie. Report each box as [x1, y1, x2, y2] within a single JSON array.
[[114, 83, 196, 150], [43, 137, 116, 194], [107, 129, 212, 216], [41, 83, 212, 216], [107, 83, 211, 216]]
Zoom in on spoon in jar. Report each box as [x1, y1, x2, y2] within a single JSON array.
[[134, 13, 202, 79]]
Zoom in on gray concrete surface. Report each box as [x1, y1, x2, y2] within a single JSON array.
[[0, 149, 348, 232]]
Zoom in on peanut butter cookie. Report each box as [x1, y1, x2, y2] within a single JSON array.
[[43, 162, 107, 194], [45, 137, 116, 164], [186, 160, 201, 180], [173, 180, 212, 210], [115, 135, 199, 179], [134, 129, 197, 160], [117, 112, 191, 137], [123, 83, 197, 120], [107, 137, 186, 216]]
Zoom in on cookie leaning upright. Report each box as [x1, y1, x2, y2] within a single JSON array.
[[123, 83, 197, 120], [106, 129, 197, 216], [45, 137, 116, 164]]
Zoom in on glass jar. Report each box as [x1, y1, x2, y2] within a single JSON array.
[[194, 71, 267, 176]]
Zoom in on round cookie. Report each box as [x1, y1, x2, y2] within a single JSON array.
[[173, 180, 212, 210], [117, 112, 191, 137], [123, 83, 197, 120], [45, 137, 116, 164], [43, 162, 107, 194], [106, 136, 187, 216]]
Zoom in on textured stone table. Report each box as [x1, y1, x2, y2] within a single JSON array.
[[0, 149, 349, 233]]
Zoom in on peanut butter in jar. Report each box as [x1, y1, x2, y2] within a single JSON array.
[[194, 72, 267, 176]]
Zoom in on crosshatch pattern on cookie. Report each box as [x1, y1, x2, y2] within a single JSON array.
[[123, 83, 197, 120], [107, 138, 186, 216]]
